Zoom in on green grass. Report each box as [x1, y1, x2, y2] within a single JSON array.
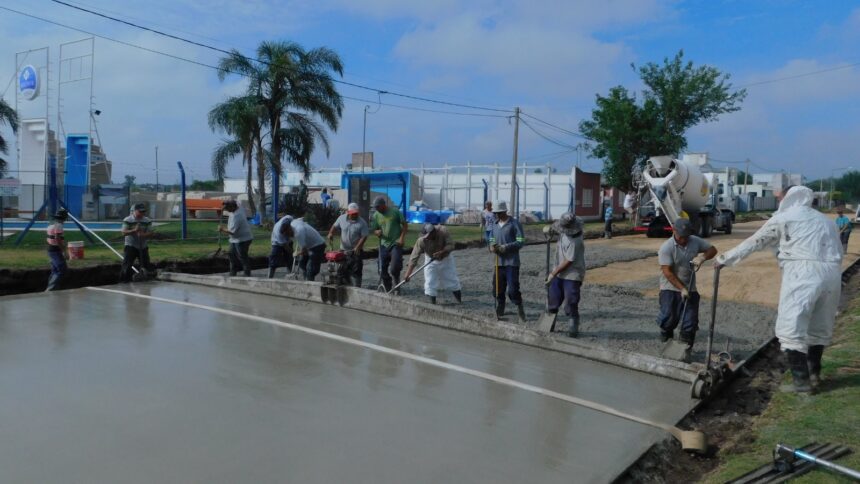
[[703, 298, 860, 483], [0, 221, 484, 270]]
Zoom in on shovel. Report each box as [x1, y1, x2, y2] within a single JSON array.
[[389, 257, 434, 294], [536, 231, 559, 332], [210, 214, 225, 258]]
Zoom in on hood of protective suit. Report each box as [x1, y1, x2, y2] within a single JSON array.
[[777, 186, 813, 213]]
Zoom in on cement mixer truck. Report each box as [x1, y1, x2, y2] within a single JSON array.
[[635, 155, 735, 238]]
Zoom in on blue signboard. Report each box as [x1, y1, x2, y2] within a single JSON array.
[[18, 65, 38, 100]]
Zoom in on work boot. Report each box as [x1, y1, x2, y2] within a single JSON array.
[[568, 315, 580, 338], [45, 274, 60, 292], [453, 290, 462, 303], [353, 276, 362, 288], [267, 267, 277, 279], [429, 296, 437, 305], [807, 345, 825, 390], [495, 300, 505, 320], [781, 349, 814, 394], [604, 231, 612, 239], [679, 331, 696, 363], [660, 330, 674, 343], [517, 304, 527, 324], [392, 276, 401, 295]]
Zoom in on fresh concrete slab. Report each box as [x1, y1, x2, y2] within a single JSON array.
[[0, 282, 695, 483]]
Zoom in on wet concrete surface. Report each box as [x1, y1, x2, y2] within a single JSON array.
[[0, 283, 694, 483]]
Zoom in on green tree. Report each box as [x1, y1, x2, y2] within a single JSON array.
[[189, 179, 223, 191], [208, 95, 262, 215], [216, 41, 344, 221], [124, 174, 136, 189], [580, 50, 746, 191], [0, 99, 19, 177]]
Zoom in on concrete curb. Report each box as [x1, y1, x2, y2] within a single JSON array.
[[158, 271, 700, 384]]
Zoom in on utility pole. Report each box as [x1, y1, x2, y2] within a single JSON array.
[[508, 106, 520, 208], [744, 158, 750, 194], [362, 105, 369, 174], [155, 146, 159, 193]]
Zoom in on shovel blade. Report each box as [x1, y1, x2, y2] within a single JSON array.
[[536, 311, 558, 333], [661, 339, 692, 362]]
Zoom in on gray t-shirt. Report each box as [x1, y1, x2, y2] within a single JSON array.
[[658, 235, 712, 292], [556, 233, 586, 281], [291, 217, 325, 249], [122, 215, 152, 249], [227, 207, 253, 243], [333, 214, 369, 251]]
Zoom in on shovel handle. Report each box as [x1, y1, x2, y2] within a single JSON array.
[[706, 266, 721, 368]]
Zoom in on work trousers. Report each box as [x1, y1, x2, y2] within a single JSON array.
[[300, 243, 326, 281], [657, 289, 700, 334], [379, 244, 403, 291], [548, 278, 582, 317], [345, 251, 364, 286], [268, 244, 294, 271], [492, 265, 522, 305], [840, 231, 850, 253], [120, 246, 154, 282], [47, 248, 67, 291], [228, 240, 252, 277]]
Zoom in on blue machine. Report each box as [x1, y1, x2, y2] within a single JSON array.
[[64, 134, 90, 218], [341, 171, 412, 213]]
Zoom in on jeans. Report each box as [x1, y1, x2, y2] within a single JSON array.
[[300, 243, 326, 281], [379, 244, 403, 290], [548, 279, 582, 317], [492, 265, 522, 305], [345, 251, 363, 286], [840, 231, 850, 253], [228, 240, 253, 276], [47, 248, 67, 291], [657, 289, 700, 334], [268, 244, 293, 270], [120, 246, 154, 282]]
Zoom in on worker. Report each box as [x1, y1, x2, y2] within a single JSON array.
[[328, 202, 369, 286], [404, 223, 462, 304], [715, 186, 842, 393], [481, 200, 495, 246], [120, 203, 157, 282], [268, 214, 294, 278], [543, 212, 586, 337], [836, 209, 851, 253], [291, 211, 326, 281], [489, 201, 526, 322], [370, 196, 408, 292], [656, 218, 718, 357], [218, 200, 253, 277], [298, 179, 308, 203], [45, 208, 69, 291], [604, 201, 614, 239], [320, 187, 331, 207]]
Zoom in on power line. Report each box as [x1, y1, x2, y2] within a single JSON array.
[[340, 94, 509, 118], [48, 0, 513, 113], [738, 62, 860, 89], [520, 111, 589, 139], [519, 117, 578, 150]]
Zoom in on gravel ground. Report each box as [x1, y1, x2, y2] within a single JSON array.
[[363, 242, 776, 362]]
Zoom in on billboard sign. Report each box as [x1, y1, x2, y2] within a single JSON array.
[[18, 65, 39, 100], [0, 178, 21, 196]]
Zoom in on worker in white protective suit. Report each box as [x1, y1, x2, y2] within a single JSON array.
[[404, 223, 462, 305], [715, 186, 842, 393]]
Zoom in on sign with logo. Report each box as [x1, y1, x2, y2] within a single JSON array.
[[18, 65, 39, 100], [0, 178, 21, 197]]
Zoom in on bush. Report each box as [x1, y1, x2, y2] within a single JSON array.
[[306, 203, 341, 231]]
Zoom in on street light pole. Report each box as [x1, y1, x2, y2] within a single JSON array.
[[155, 145, 159, 193], [362, 105, 369, 174]]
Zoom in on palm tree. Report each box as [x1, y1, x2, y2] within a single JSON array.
[[217, 41, 344, 221], [208, 95, 262, 215], [0, 99, 19, 177]]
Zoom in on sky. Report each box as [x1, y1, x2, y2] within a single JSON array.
[[0, 0, 858, 185]]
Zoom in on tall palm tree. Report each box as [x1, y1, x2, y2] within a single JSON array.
[[217, 41, 344, 221], [0, 99, 19, 177], [208, 95, 262, 215]]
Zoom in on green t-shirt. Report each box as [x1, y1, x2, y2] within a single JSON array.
[[370, 208, 405, 248]]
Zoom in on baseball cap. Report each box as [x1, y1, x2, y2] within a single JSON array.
[[372, 196, 387, 208], [420, 222, 436, 238], [347, 203, 360, 214], [133, 203, 147, 212], [673, 218, 694, 237]]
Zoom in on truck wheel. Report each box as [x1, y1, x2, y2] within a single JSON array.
[[724, 218, 732, 235], [699, 217, 712, 238]]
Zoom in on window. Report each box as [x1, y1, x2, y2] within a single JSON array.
[[582, 188, 593, 207]]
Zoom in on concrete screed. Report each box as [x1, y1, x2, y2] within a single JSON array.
[[0, 283, 694, 483]]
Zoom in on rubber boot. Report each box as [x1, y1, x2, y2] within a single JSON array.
[[429, 296, 437, 305], [781, 349, 813, 394], [495, 300, 505, 320], [679, 331, 696, 364], [660, 330, 673, 343], [517, 304, 527, 324], [453, 290, 462, 303], [267, 267, 277, 279], [353, 276, 362, 288], [568, 315, 580, 338], [807, 345, 824, 390], [393, 276, 401, 295]]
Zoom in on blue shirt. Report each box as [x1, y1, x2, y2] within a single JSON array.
[[604, 206, 614, 222], [836, 215, 852, 233], [321, 193, 331, 207], [490, 218, 525, 266]]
